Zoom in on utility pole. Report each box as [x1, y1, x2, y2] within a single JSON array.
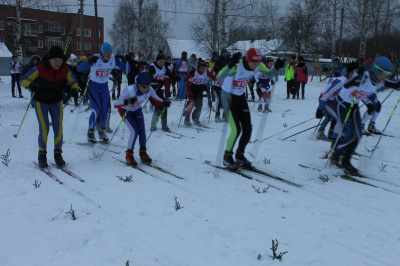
[[212, 0, 219, 53], [94, 0, 100, 53], [339, 7, 344, 57], [80, 0, 84, 57]]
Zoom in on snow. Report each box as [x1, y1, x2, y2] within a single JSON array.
[[1, 75, 400, 266], [165, 39, 210, 60], [0, 42, 12, 58]]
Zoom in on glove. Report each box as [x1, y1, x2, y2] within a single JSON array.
[[124, 96, 137, 105], [175, 75, 181, 82], [162, 98, 171, 107], [274, 58, 285, 70], [228, 52, 242, 68], [271, 79, 275, 86], [190, 68, 195, 76], [89, 55, 99, 64], [316, 108, 324, 119], [29, 82, 39, 92]]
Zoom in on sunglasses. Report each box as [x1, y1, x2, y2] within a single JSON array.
[[373, 63, 393, 76]]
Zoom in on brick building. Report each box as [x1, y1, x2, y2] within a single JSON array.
[[0, 4, 104, 58]]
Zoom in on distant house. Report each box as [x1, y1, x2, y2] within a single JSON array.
[[226, 38, 279, 56], [0, 42, 12, 58], [162, 39, 209, 60]]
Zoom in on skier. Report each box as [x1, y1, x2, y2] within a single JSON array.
[[254, 57, 274, 113], [147, 51, 180, 132], [20, 55, 41, 107], [125, 52, 140, 85], [114, 72, 171, 166], [164, 56, 177, 98], [213, 49, 231, 122], [65, 54, 79, 106], [20, 46, 79, 168], [330, 56, 400, 174], [111, 49, 124, 100], [217, 48, 284, 170], [315, 62, 359, 140], [10, 55, 23, 98], [176, 51, 189, 99], [182, 59, 215, 126], [77, 42, 129, 143], [295, 56, 308, 99], [284, 56, 296, 99]]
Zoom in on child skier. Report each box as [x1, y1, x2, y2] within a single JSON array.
[[217, 48, 284, 170], [183, 59, 215, 126], [176, 51, 189, 99], [114, 72, 171, 166], [330, 57, 400, 174], [20, 46, 79, 168], [254, 57, 274, 113], [77, 42, 129, 143], [10, 55, 23, 98]]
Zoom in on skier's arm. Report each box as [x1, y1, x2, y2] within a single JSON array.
[[77, 60, 91, 72], [384, 78, 400, 89], [20, 66, 39, 88], [114, 86, 132, 108], [217, 65, 237, 82], [149, 87, 164, 106], [206, 69, 216, 80], [115, 57, 130, 74], [318, 79, 342, 109], [66, 69, 79, 91], [184, 71, 194, 82]]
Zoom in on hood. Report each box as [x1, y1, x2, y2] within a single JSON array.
[[29, 55, 41, 65]]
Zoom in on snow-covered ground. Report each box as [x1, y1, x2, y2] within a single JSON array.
[[1, 75, 400, 266]]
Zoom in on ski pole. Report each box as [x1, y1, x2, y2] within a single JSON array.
[[381, 89, 395, 104], [369, 94, 400, 158], [282, 124, 319, 140], [71, 73, 91, 113], [98, 108, 129, 160], [178, 98, 189, 128], [259, 117, 314, 142], [147, 107, 166, 142], [13, 92, 35, 138], [323, 74, 366, 169], [313, 117, 323, 134]]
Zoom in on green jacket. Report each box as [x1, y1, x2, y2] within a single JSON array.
[[284, 63, 295, 81]]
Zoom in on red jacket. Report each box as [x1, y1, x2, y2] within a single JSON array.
[[295, 63, 308, 83]]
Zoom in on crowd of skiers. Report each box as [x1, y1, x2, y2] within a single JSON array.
[[12, 43, 400, 176]]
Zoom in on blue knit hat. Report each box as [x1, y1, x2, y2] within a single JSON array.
[[136, 72, 151, 86], [372, 56, 393, 76], [116, 49, 122, 54], [101, 42, 113, 53]]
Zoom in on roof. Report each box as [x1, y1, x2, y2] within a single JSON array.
[[164, 39, 209, 60], [0, 42, 12, 57], [226, 39, 279, 56]]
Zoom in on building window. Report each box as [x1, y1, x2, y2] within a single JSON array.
[[76, 42, 81, 50], [0, 21, 4, 30], [76, 28, 81, 36], [85, 43, 91, 50], [46, 37, 63, 48], [98, 30, 101, 38], [38, 25, 43, 33], [45, 22, 61, 32], [38, 40, 43, 48], [84, 29, 91, 37], [0, 37, 4, 43], [61, 27, 65, 35], [23, 23, 31, 35]]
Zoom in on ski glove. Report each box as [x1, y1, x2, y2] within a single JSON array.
[[228, 52, 242, 68], [190, 68, 196, 76], [274, 58, 285, 70], [124, 96, 137, 105], [315, 108, 324, 119], [29, 82, 39, 92], [89, 55, 99, 65], [162, 98, 171, 107]]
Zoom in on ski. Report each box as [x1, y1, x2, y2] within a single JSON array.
[[239, 166, 301, 187], [204, 161, 287, 192], [141, 162, 184, 180], [33, 161, 63, 184], [114, 157, 160, 179], [49, 162, 85, 182]]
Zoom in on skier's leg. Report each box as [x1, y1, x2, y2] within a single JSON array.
[[48, 102, 64, 150], [34, 101, 51, 151]]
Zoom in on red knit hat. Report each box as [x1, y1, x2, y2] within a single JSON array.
[[245, 48, 262, 63]]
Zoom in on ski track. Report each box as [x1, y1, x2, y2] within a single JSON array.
[[1, 77, 400, 265]]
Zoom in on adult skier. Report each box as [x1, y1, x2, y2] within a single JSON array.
[[20, 46, 79, 168], [77, 42, 129, 143], [217, 48, 284, 170], [183, 59, 215, 126], [114, 72, 171, 166], [329, 57, 400, 174], [10, 55, 23, 98], [176, 51, 189, 99]]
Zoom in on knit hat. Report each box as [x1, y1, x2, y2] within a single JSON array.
[[80, 56, 88, 62], [70, 54, 77, 61], [136, 72, 151, 86], [197, 59, 207, 68], [116, 49, 122, 54], [156, 50, 166, 60], [245, 48, 262, 63], [221, 48, 228, 54], [48, 46, 65, 60], [166, 56, 172, 60], [371, 56, 393, 76], [298, 56, 304, 61], [101, 42, 112, 53]]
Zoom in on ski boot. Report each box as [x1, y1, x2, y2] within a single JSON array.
[[125, 149, 137, 167], [257, 104, 263, 112], [98, 128, 109, 143], [368, 122, 381, 135], [263, 105, 272, 113], [329, 156, 340, 168], [112, 95, 116, 100], [38, 150, 48, 168], [223, 150, 238, 171], [235, 150, 252, 168], [184, 116, 193, 126], [316, 128, 328, 140], [19, 94, 24, 98], [87, 129, 97, 143], [162, 125, 170, 132], [106, 124, 114, 134], [341, 156, 359, 175], [12, 93, 16, 98], [139, 148, 152, 164], [193, 119, 201, 126], [215, 115, 223, 123], [361, 124, 369, 135], [54, 149, 66, 168]]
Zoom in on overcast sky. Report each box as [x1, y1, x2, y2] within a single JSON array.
[[71, 0, 291, 44]]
